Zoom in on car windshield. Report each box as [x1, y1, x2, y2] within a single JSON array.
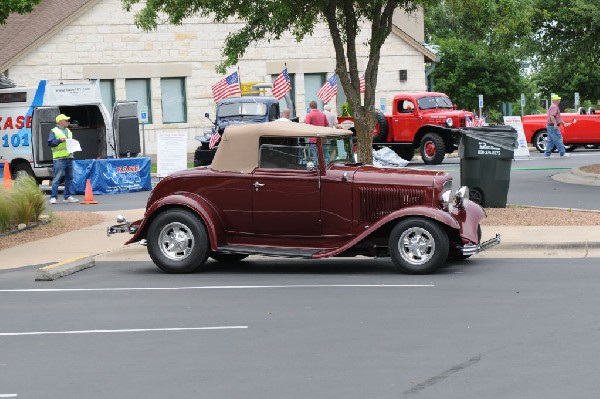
[[218, 102, 267, 117], [322, 135, 355, 166], [417, 96, 453, 110]]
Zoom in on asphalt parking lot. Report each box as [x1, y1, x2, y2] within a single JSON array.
[[2, 257, 600, 398]]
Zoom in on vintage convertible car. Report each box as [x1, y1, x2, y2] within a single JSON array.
[[522, 109, 600, 152], [109, 122, 500, 274]]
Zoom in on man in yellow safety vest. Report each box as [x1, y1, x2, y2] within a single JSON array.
[[47, 114, 79, 204]]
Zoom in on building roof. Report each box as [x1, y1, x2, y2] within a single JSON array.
[[0, 0, 97, 72], [391, 25, 437, 63]]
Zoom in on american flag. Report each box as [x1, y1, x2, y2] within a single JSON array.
[[466, 115, 485, 127], [272, 68, 291, 100], [316, 75, 337, 103], [359, 74, 365, 93], [212, 72, 241, 102], [208, 132, 221, 149]]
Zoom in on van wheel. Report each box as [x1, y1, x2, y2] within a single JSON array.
[[147, 209, 209, 273], [389, 217, 449, 274], [372, 111, 389, 143], [420, 133, 445, 164], [12, 163, 34, 180]]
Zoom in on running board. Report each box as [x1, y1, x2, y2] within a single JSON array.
[[217, 245, 321, 258]]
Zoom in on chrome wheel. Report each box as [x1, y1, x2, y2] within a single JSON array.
[[398, 226, 436, 266], [158, 222, 195, 261], [534, 130, 547, 152]]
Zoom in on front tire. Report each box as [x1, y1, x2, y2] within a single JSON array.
[[389, 218, 449, 274], [147, 209, 209, 273], [419, 133, 445, 165]]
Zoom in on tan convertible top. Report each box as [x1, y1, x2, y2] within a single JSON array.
[[211, 122, 352, 173]]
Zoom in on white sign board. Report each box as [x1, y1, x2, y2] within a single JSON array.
[[503, 116, 530, 158], [520, 93, 526, 107], [139, 106, 149, 124], [380, 98, 386, 112], [478, 95, 484, 108], [157, 131, 188, 178]]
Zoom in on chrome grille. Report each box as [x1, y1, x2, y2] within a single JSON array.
[[359, 187, 426, 222]]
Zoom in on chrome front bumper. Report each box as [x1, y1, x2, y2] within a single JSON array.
[[462, 234, 501, 256], [106, 215, 139, 237]]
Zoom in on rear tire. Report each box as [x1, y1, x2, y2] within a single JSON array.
[[533, 130, 547, 153], [419, 133, 445, 165], [389, 217, 449, 274], [372, 111, 389, 143], [147, 209, 209, 273]]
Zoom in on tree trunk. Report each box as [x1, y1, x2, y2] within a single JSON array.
[[353, 106, 374, 164]]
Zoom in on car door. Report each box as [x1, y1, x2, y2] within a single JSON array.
[[252, 139, 321, 236], [392, 99, 420, 142]]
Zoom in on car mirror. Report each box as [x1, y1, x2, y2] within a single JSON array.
[[204, 112, 210, 119]]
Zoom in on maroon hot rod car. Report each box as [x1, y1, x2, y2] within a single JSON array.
[[109, 122, 500, 274]]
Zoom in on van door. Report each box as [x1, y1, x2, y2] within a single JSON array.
[[112, 101, 141, 157], [32, 106, 59, 165]]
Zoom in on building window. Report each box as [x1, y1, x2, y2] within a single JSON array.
[[271, 73, 296, 117], [100, 80, 115, 116], [304, 73, 326, 111], [125, 78, 152, 124], [160, 78, 187, 123]]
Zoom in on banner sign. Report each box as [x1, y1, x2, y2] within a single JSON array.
[[70, 157, 152, 195], [503, 116, 530, 158]]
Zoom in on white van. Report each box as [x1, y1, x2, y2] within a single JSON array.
[[0, 79, 140, 181]]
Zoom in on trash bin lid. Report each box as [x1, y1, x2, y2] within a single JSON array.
[[459, 126, 518, 150]]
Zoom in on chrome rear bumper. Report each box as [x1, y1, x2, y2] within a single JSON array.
[[462, 234, 501, 256]]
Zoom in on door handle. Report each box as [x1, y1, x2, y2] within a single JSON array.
[[253, 181, 265, 191]]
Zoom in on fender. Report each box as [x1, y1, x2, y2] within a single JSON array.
[[314, 206, 460, 258], [126, 192, 226, 251]]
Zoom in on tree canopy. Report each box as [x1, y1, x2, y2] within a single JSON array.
[[122, 0, 432, 164], [0, 0, 41, 24]]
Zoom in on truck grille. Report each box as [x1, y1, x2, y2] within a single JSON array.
[[359, 187, 426, 222]]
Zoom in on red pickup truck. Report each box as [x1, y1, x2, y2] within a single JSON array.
[[339, 92, 474, 164], [522, 109, 600, 152]]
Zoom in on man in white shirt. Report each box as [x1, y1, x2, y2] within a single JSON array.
[[323, 105, 337, 127], [276, 109, 292, 122]]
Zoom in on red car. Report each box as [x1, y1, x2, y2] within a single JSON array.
[[522, 109, 600, 152], [109, 122, 500, 274]]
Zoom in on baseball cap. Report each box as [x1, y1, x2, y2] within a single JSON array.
[[551, 95, 561, 101], [56, 114, 70, 123]]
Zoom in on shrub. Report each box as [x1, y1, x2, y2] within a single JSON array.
[[0, 175, 47, 233]]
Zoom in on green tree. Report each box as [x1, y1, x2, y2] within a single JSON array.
[[431, 37, 524, 120], [122, 0, 432, 164], [528, 0, 600, 102], [0, 0, 42, 25]]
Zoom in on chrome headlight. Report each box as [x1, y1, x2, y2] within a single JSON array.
[[440, 180, 453, 212], [203, 128, 213, 140], [453, 186, 469, 209], [445, 118, 453, 127]]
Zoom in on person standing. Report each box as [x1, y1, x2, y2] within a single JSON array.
[[276, 109, 292, 122], [48, 114, 79, 204], [323, 104, 337, 128], [304, 101, 328, 126], [546, 94, 572, 158]]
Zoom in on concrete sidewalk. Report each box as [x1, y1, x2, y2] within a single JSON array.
[[1, 210, 600, 272]]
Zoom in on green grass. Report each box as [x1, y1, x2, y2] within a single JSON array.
[[150, 162, 195, 174]]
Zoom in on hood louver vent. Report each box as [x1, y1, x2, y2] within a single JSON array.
[[359, 187, 426, 222]]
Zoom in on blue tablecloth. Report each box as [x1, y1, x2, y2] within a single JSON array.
[[69, 158, 152, 195]]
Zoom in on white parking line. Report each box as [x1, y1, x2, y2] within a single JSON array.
[[0, 395, 18, 398], [0, 326, 248, 337], [0, 284, 434, 293]]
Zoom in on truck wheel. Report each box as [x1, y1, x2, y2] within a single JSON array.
[[147, 209, 209, 274], [372, 111, 389, 143], [389, 217, 449, 274], [533, 130, 547, 152], [420, 133, 445, 164], [393, 147, 414, 161]]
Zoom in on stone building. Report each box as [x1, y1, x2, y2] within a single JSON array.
[[0, 0, 435, 154]]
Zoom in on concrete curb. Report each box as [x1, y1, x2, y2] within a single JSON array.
[[552, 167, 600, 186], [495, 241, 600, 251], [35, 255, 95, 281]]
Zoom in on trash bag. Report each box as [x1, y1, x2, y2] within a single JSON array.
[[373, 147, 409, 168]]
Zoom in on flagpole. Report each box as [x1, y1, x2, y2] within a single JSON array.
[[237, 66, 241, 96]]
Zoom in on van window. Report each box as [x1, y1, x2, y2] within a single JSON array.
[[0, 92, 27, 103]]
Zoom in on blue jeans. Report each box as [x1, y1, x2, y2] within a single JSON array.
[[51, 158, 74, 199], [545, 125, 565, 156]]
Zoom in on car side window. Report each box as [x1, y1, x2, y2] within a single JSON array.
[[398, 100, 414, 113], [269, 104, 279, 121], [258, 136, 318, 170]]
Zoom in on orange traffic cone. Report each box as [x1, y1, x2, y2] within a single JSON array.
[[2, 160, 12, 191], [80, 179, 98, 204]]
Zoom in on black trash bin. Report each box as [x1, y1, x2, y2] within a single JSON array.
[[458, 126, 518, 208]]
